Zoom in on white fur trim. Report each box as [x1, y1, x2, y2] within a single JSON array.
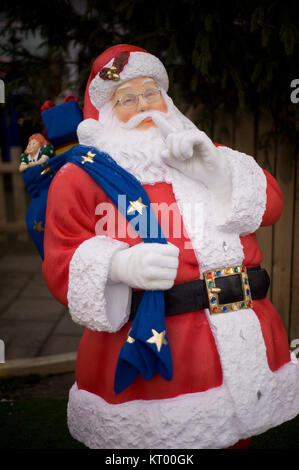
[[89, 51, 169, 110], [207, 307, 298, 434], [169, 168, 244, 273], [68, 355, 299, 449], [67, 235, 131, 332], [77, 119, 102, 147], [168, 161, 293, 441], [217, 146, 267, 235]]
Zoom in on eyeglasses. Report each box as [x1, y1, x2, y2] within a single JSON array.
[[114, 87, 162, 109]]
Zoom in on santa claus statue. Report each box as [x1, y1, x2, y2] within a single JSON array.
[[42, 44, 299, 449]]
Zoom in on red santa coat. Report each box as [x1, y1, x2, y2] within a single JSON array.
[[42, 145, 299, 449]]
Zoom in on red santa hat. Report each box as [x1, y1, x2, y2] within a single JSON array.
[[84, 44, 169, 120]]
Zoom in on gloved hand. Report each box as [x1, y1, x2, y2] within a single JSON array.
[[108, 242, 179, 291], [151, 113, 231, 199]]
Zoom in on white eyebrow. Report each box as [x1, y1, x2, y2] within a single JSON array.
[[116, 78, 155, 92], [116, 83, 132, 92], [142, 78, 155, 85]]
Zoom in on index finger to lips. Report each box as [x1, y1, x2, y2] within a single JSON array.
[[151, 113, 176, 138]]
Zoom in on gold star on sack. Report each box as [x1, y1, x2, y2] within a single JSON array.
[[40, 162, 53, 176], [81, 151, 96, 164], [127, 197, 148, 215], [33, 220, 44, 233], [146, 329, 168, 353], [126, 328, 135, 344]]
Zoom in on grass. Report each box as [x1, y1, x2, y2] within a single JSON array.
[[0, 397, 86, 449], [249, 414, 299, 449], [0, 374, 86, 449]]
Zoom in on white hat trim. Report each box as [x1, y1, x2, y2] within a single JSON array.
[[89, 51, 169, 110]]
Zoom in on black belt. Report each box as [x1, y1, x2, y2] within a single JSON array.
[[129, 265, 270, 321]]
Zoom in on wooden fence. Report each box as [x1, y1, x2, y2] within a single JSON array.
[[0, 112, 298, 342]]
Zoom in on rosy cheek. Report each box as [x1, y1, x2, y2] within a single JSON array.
[[153, 101, 167, 113], [115, 108, 136, 123]]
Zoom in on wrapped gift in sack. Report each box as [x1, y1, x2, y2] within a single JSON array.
[[41, 95, 83, 154]]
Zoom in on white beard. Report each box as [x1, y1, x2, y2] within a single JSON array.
[[77, 92, 197, 184]]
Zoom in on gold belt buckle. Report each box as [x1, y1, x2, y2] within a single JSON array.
[[203, 265, 253, 314]]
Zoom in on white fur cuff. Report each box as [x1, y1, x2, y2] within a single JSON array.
[[217, 147, 267, 235], [67, 235, 131, 332]]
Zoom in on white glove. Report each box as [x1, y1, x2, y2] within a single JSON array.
[[152, 113, 231, 198], [108, 242, 179, 291]]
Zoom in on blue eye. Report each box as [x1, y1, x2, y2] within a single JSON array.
[[144, 88, 159, 100], [122, 94, 136, 107]]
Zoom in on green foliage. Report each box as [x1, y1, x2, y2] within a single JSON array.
[[0, 0, 298, 145]]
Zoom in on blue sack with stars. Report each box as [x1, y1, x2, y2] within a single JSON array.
[[23, 144, 173, 394], [22, 153, 68, 259]]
